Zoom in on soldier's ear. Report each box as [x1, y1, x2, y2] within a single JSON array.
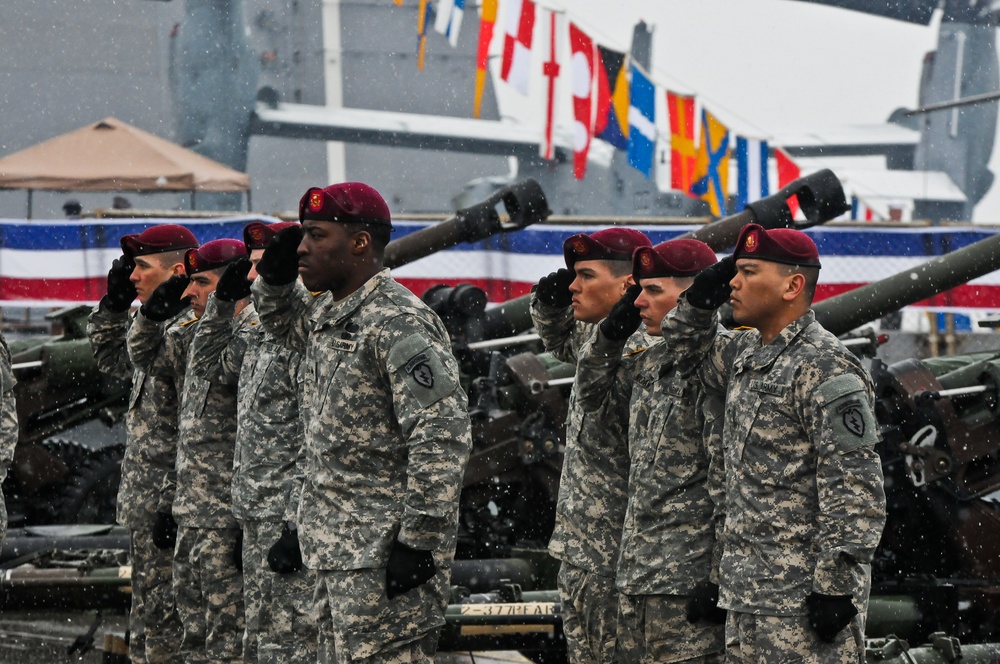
[[169, 262, 186, 277], [350, 230, 371, 256]]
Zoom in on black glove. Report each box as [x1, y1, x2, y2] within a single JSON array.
[[215, 258, 253, 302], [234, 530, 244, 573], [684, 256, 736, 310], [151, 510, 178, 550], [806, 592, 858, 643], [267, 522, 304, 574], [386, 539, 436, 599], [534, 268, 574, 308], [256, 225, 304, 286], [686, 580, 727, 625], [140, 275, 191, 322], [599, 285, 643, 341], [101, 254, 138, 312]]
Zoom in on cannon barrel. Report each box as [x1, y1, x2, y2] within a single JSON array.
[[814, 232, 1000, 337], [681, 168, 847, 247], [480, 169, 850, 339], [383, 178, 551, 270]]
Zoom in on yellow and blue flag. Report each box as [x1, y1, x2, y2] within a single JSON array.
[[690, 109, 730, 216], [627, 64, 656, 178]]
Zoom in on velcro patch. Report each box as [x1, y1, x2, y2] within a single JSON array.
[[388, 333, 456, 408]]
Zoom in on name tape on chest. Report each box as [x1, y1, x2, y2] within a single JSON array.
[[329, 338, 358, 353], [749, 379, 786, 396]]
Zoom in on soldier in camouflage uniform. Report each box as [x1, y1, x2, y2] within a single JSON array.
[[574, 239, 726, 664], [188, 220, 319, 663], [0, 331, 18, 545], [665, 223, 887, 663], [87, 224, 198, 664], [529, 228, 653, 664], [129, 238, 253, 663], [250, 182, 472, 664]]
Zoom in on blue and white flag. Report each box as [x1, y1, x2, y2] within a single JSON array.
[[434, 0, 466, 47], [735, 136, 770, 210], [627, 64, 656, 178]]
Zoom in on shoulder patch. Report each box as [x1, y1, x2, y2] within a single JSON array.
[[818, 373, 879, 453], [387, 333, 457, 408]]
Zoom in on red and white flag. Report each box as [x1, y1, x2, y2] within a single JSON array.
[[540, 9, 560, 160], [775, 148, 802, 218], [500, 0, 535, 95], [569, 22, 595, 179]]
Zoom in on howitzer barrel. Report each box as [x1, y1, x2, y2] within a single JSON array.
[[384, 178, 551, 270], [681, 168, 848, 247], [815, 232, 1000, 337], [475, 169, 849, 340]]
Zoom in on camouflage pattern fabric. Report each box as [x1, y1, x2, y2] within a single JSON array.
[[243, 520, 319, 663], [89, 303, 192, 527], [557, 563, 620, 664], [617, 594, 725, 664], [189, 293, 317, 661], [189, 294, 307, 524], [173, 526, 245, 662], [662, 300, 886, 658], [89, 303, 188, 663], [130, 300, 257, 661], [130, 526, 184, 664], [531, 296, 654, 663], [575, 330, 717, 596], [252, 270, 471, 659], [314, 562, 450, 663], [726, 612, 865, 664], [0, 331, 16, 545]]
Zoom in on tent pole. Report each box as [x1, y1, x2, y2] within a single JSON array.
[[26, 190, 32, 219], [246, 189, 252, 212], [191, 191, 196, 210]]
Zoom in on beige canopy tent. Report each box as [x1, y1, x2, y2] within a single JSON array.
[[0, 117, 250, 216]]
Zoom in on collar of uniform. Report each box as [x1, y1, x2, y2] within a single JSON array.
[[312, 268, 390, 330], [235, 301, 257, 327], [739, 310, 816, 372]]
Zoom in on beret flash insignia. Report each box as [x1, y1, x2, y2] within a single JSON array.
[[744, 230, 759, 253], [309, 191, 324, 212]]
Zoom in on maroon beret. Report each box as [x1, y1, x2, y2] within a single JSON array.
[[562, 228, 651, 269], [243, 221, 300, 251], [633, 239, 718, 282], [120, 224, 198, 258], [298, 182, 392, 228], [184, 239, 248, 276], [733, 223, 821, 268]]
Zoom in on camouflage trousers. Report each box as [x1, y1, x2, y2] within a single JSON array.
[[242, 519, 319, 663], [173, 526, 245, 663], [557, 562, 620, 664], [128, 525, 184, 664], [618, 594, 725, 664], [314, 561, 451, 663], [725, 611, 865, 664]]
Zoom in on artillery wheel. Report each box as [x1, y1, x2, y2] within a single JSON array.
[[51, 443, 124, 524]]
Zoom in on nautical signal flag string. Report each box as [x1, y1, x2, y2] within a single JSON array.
[[407, 0, 798, 201]]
